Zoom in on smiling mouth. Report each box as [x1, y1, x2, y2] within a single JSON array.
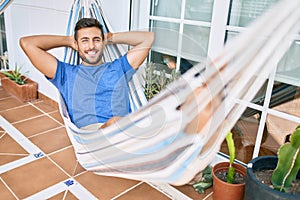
[[87, 51, 97, 55]]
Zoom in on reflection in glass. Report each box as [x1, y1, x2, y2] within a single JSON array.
[[224, 30, 239, 44], [150, 20, 180, 56], [276, 40, 300, 87], [221, 108, 261, 164], [150, 51, 198, 75], [228, 0, 278, 27], [184, 0, 214, 22], [150, 0, 182, 18], [266, 114, 299, 152], [243, 81, 298, 118], [271, 82, 300, 118], [181, 24, 209, 62], [150, 51, 175, 74]]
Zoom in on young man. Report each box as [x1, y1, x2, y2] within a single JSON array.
[[20, 18, 154, 129]]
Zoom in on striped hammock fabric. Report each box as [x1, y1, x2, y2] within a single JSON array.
[[59, 0, 300, 185], [0, 0, 13, 15]]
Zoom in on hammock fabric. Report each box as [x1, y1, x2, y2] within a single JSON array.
[[59, 0, 300, 185], [0, 0, 13, 15]]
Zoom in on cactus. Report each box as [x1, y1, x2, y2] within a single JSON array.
[[271, 125, 300, 192], [226, 131, 236, 184]]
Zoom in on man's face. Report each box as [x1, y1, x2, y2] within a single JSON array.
[[76, 27, 104, 66]]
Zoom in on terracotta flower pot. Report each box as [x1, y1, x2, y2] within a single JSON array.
[[212, 162, 246, 200], [1, 76, 38, 102]]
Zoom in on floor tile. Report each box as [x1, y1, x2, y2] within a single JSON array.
[[0, 178, 17, 200], [32, 101, 58, 113], [0, 157, 69, 199], [75, 171, 139, 199], [49, 111, 64, 124], [116, 182, 171, 200], [174, 184, 213, 200], [29, 127, 71, 154], [13, 115, 61, 137], [0, 131, 28, 165], [0, 104, 43, 123], [49, 147, 85, 177], [0, 97, 25, 111]]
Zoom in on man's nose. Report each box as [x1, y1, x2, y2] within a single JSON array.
[[88, 41, 95, 49]]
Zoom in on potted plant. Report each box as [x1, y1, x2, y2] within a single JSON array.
[[245, 125, 300, 200], [142, 62, 180, 100], [1, 64, 38, 102], [192, 165, 213, 194], [212, 132, 246, 200]]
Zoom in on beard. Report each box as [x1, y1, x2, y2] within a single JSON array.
[[80, 54, 103, 65], [78, 48, 104, 66]]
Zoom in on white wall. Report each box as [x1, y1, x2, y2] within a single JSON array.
[[4, 0, 130, 101]]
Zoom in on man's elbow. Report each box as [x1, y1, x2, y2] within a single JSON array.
[[148, 32, 155, 46], [19, 37, 29, 51]]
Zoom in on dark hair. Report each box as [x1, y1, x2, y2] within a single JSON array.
[[74, 18, 104, 41]]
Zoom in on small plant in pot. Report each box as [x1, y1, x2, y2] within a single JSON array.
[[212, 131, 246, 200], [245, 125, 300, 200], [1, 64, 29, 84], [1, 64, 38, 102]]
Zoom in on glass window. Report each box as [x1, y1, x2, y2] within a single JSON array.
[[149, 0, 213, 75], [147, 0, 300, 163], [221, 109, 260, 163], [276, 40, 300, 87], [0, 13, 8, 70], [265, 113, 299, 151], [184, 0, 214, 22], [228, 0, 279, 27], [150, 20, 180, 56], [271, 81, 300, 116], [222, 0, 300, 161], [150, 0, 182, 18], [182, 24, 209, 61]]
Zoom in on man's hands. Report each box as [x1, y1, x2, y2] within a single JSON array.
[[100, 116, 122, 129], [103, 31, 154, 70], [104, 32, 113, 44]]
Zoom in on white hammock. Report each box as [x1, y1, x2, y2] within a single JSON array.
[[59, 0, 300, 185]]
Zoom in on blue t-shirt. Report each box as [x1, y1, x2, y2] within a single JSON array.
[[49, 55, 135, 128]]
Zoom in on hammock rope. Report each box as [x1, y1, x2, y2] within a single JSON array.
[[59, 0, 300, 185]]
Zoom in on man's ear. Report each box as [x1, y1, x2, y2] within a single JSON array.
[[74, 41, 79, 51]]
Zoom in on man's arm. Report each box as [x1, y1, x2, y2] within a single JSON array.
[[106, 31, 154, 70], [19, 35, 76, 79]]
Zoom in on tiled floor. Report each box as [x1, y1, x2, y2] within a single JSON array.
[[0, 87, 213, 200]]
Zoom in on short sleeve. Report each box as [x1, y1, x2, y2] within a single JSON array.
[[120, 54, 136, 81], [47, 59, 66, 89]]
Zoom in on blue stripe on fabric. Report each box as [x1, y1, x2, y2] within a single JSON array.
[[0, 0, 11, 12], [69, 111, 158, 145], [163, 143, 204, 182], [82, 143, 191, 170]]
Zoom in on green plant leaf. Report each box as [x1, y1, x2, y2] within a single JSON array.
[[226, 131, 236, 184], [1, 64, 28, 85], [226, 132, 235, 164]]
